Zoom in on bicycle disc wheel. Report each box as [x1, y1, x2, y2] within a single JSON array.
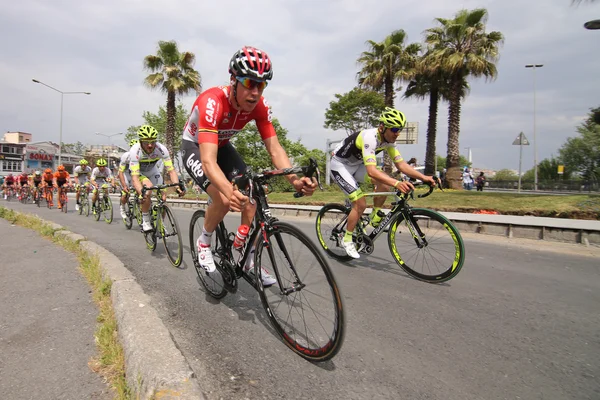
[[388, 208, 465, 283], [315, 203, 353, 262], [256, 221, 345, 362], [189, 210, 227, 299], [103, 197, 113, 224], [160, 206, 183, 267]]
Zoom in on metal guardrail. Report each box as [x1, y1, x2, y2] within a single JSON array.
[[162, 197, 600, 247]]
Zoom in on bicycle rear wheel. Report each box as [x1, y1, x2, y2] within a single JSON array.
[[61, 192, 68, 213], [102, 196, 113, 224], [256, 221, 345, 362], [133, 198, 142, 227], [81, 195, 89, 217], [123, 200, 133, 229], [189, 210, 227, 299], [388, 208, 465, 283], [160, 205, 183, 267], [315, 203, 353, 261]]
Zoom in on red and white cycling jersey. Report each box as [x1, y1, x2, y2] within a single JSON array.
[[181, 86, 276, 147]]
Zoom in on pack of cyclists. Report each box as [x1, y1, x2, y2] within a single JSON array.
[[2, 44, 432, 275]]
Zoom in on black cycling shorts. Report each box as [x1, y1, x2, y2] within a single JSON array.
[[182, 140, 246, 192]]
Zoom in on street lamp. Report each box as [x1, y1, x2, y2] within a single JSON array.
[[95, 132, 123, 143], [32, 79, 91, 166], [525, 64, 543, 191]]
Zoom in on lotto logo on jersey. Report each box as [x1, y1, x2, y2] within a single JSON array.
[[205, 98, 217, 127], [186, 154, 204, 178], [187, 122, 198, 136]]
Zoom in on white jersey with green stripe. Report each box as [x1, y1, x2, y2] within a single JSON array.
[[332, 128, 403, 166], [129, 142, 173, 176]]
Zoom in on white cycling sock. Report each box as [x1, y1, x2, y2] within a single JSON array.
[[199, 226, 213, 246]]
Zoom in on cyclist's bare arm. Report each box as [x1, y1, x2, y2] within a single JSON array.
[[263, 136, 315, 194], [365, 164, 411, 192], [395, 161, 435, 185], [118, 170, 127, 190]]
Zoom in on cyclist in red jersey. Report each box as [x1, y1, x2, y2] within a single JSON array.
[[182, 46, 316, 285]]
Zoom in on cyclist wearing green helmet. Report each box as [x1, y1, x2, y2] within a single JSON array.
[[329, 107, 435, 259], [130, 124, 184, 231], [73, 158, 92, 211], [117, 138, 139, 219], [90, 158, 114, 213]]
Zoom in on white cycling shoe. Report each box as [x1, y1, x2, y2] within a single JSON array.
[[342, 241, 360, 259]]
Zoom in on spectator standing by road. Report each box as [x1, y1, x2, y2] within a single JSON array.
[[476, 171, 486, 192]]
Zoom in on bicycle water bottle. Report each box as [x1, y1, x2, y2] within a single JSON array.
[[152, 204, 158, 220], [233, 224, 250, 251], [370, 210, 386, 228]]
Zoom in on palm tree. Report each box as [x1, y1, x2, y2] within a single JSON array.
[[425, 9, 504, 189], [144, 40, 202, 161], [357, 30, 421, 173], [404, 53, 469, 178]]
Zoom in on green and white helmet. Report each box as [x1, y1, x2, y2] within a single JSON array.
[[137, 125, 158, 140], [129, 138, 139, 147], [379, 107, 406, 129]]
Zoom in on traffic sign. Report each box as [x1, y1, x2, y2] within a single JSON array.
[[512, 132, 530, 146]]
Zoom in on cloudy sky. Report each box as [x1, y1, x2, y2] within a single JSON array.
[[1, 0, 598, 171]]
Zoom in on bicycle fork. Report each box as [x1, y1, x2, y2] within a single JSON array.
[[263, 224, 305, 296], [402, 211, 428, 248]]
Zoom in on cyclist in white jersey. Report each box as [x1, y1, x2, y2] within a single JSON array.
[[73, 159, 92, 211], [90, 158, 114, 213], [129, 125, 184, 232], [330, 107, 435, 259], [118, 138, 137, 219]]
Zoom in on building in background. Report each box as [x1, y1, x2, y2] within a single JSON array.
[[3, 131, 32, 145], [27, 141, 83, 173], [0, 140, 26, 176]]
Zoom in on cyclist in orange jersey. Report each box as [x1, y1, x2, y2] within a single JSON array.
[[53, 165, 71, 209]]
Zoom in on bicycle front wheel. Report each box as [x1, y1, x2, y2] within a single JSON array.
[[189, 210, 227, 299], [388, 208, 465, 283], [160, 205, 183, 267], [315, 203, 353, 262], [256, 221, 345, 362]]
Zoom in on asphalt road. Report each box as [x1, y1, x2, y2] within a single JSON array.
[[4, 197, 600, 400]]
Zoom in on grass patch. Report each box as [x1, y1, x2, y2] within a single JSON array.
[[0, 206, 131, 399], [181, 189, 600, 220]]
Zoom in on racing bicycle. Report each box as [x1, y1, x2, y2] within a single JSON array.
[[92, 183, 113, 224], [189, 159, 345, 362], [140, 183, 184, 267], [315, 178, 465, 283]]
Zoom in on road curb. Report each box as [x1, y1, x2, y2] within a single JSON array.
[[2, 210, 206, 400]]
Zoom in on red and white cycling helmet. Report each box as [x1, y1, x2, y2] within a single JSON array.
[[228, 46, 273, 81]]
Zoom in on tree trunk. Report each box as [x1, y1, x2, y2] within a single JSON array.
[[165, 90, 176, 165], [446, 77, 463, 190], [382, 75, 395, 174], [424, 86, 439, 176]]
